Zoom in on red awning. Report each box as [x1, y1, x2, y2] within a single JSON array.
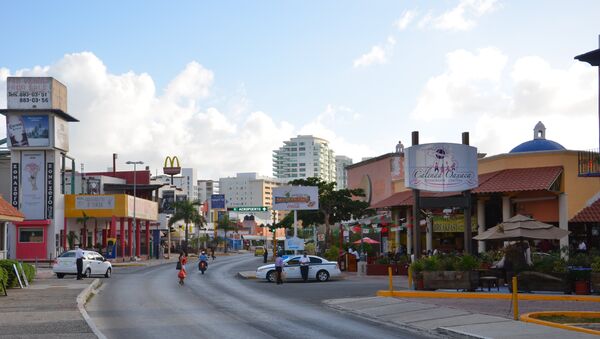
[[472, 166, 563, 194], [571, 198, 600, 223], [0, 196, 24, 222]]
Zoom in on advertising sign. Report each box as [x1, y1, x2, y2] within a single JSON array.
[[87, 178, 101, 195], [75, 196, 115, 210], [404, 143, 478, 192], [6, 115, 50, 147], [7, 77, 52, 109], [54, 117, 69, 151], [161, 190, 175, 214], [285, 236, 305, 250], [11, 163, 19, 209], [211, 194, 226, 209], [46, 162, 54, 219], [21, 151, 45, 219], [229, 206, 268, 212], [272, 186, 319, 211], [432, 215, 478, 233]]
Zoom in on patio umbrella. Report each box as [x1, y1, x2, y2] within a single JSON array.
[[353, 237, 381, 244], [473, 214, 570, 241]]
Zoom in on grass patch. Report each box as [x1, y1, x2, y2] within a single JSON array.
[[537, 315, 600, 324]]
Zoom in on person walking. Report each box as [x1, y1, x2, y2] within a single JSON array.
[[275, 253, 284, 285], [177, 251, 188, 285], [299, 251, 310, 282], [263, 247, 269, 263], [210, 247, 216, 260], [75, 245, 84, 280]]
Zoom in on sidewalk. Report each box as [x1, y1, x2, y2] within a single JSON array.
[[325, 296, 599, 338]]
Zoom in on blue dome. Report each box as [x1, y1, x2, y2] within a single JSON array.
[[510, 139, 566, 153]]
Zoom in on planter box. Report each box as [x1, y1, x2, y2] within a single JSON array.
[[366, 263, 407, 276], [423, 271, 479, 291], [515, 271, 571, 294], [592, 272, 600, 294]]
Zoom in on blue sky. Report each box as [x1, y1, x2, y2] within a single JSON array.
[[1, 1, 600, 179]]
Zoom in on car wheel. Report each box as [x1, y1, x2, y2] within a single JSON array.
[[316, 270, 330, 282], [267, 270, 276, 283], [56, 273, 65, 279], [85, 268, 92, 278], [104, 268, 111, 278]]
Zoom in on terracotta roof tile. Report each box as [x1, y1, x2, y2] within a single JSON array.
[[571, 199, 600, 222], [0, 195, 24, 221], [472, 166, 563, 194]]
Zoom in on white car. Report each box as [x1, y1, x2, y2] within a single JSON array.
[[53, 250, 112, 279], [256, 255, 341, 282]]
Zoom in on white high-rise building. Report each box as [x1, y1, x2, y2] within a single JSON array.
[[273, 135, 336, 182], [335, 155, 353, 189], [219, 173, 285, 209], [197, 179, 218, 203]]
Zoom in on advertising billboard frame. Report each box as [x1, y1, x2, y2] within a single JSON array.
[[272, 186, 319, 211]]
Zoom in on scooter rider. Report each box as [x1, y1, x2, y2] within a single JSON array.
[[199, 251, 209, 273]]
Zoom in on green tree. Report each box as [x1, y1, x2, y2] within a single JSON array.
[[75, 211, 95, 248], [218, 214, 239, 253], [168, 200, 204, 252], [283, 177, 373, 247]]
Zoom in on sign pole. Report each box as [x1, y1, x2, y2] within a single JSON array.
[[462, 132, 473, 255], [293, 210, 298, 255]]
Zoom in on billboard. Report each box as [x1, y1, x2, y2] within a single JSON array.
[[211, 194, 226, 209], [160, 190, 175, 214], [21, 151, 45, 219], [272, 186, 319, 211], [404, 143, 478, 192], [6, 115, 50, 147], [54, 117, 69, 151]]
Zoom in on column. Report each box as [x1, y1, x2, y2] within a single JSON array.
[[136, 218, 141, 257], [128, 218, 133, 257], [63, 217, 68, 250], [406, 207, 412, 257], [111, 216, 117, 238], [93, 219, 98, 249], [146, 220, 151, 259], [477, 199, 486, 253], [502, 196, 511, 221], [559, 193, 569, 256], [426, 217, 433, 253], [120, 217, 125, 258]]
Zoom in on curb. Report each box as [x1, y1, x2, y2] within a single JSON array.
[[76, 278, 106, 339], [237, 271, 257, 279], [520, 311, 600, 336], [377, 290, 600, 302], [436, 327, 491, 339]]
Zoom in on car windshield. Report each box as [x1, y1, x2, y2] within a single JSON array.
[[59, 251, 75, 258]]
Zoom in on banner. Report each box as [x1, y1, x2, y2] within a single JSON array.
[[272, 186, 319, 211], [11, 163, 19, 209], [46, 162, 54, 219], [210, 194, 226, 209], [75, 196, 115, 210], [21, 151, 45, 219], [160, 190, 175, 214], [7, 115, 49, 147], [405, 143, 478, 192]]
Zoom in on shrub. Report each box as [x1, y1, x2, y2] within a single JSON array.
[[377, 257, 390, 265], [324, 245, 340, 261], [304, 243, 316, 255], [455, 255, 480, 271], [592, 257, 600, 273], [0, 267, 7, 288], [410, 260, 424, 278], [421, 256, 439, 271], [568, 252, 591, 268], [437, 255, 458, 271], [0, 260, 36, 288]]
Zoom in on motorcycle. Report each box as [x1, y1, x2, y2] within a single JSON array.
[[199, 260, 207, 274]]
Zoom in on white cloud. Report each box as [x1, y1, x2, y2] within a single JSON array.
[[410, 47, 597, 156], [395, 10, 417, 30], [353, 36, 397, 68], [430, 0, 500, 31], [0, 52, 294, 179]]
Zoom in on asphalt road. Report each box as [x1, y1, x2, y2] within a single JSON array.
[[87, 253, 428, 339]]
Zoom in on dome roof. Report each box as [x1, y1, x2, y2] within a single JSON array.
[[510, 139, 566, 153], [509, 121, 566, 153]]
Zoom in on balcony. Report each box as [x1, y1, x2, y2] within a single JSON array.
[[578, 149, 600, 177]]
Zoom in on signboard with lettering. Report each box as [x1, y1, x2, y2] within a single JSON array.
[[272, 186, 319, 211], [432, 215, 478, 233], [405, 143, 478, 192], [11, 163, 19, 209], [46, 162, 54, 219], [228, 206, 268, 212], [210, 194, 226, 210], [75, 196, 115, 210], [7, 77, 67, 111]]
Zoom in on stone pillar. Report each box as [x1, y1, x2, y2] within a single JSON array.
[[406, 207, 413, 257], [477, 199, 486, 253], [559, 193, 569, 255], [426, 217, 433, 253], [136, 218, 141, 257]]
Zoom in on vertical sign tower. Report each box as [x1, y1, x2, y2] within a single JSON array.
[[2, 77, 78, 260]]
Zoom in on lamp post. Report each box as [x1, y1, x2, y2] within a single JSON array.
[[126, 160, 144, 260]]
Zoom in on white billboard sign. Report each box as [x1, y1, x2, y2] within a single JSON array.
[[404, 143, 478, 192], [21, 151, 45, 219], [7, 77, 52, 109], [285, 236, 305, 250], [76, 195, 115, 209], [272, 186, 319, 211]]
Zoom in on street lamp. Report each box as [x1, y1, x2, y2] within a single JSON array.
[[126, 160, 144, 261]]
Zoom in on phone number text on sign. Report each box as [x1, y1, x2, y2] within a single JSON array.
[[7, 78, 52, 109]]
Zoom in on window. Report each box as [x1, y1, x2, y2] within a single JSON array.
[[299, 147, 305, 151], [19, 228, 43, 243], [309, 257, 323, 264], [286, 257, 300, 265], [59, 251, 75, 258], [299, 152, 305, 156]]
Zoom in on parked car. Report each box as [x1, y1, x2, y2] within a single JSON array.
[[53, 250, 112, 279], [254, 246, 266, 257], [255, 255, 341, 282]]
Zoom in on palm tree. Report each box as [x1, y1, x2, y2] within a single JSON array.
[[75, 211, 95, 248], [168, 199, 204, 252], [218, 214, 238, 253]]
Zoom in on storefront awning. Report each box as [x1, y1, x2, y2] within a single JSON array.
[[0, 196, 24, 222], [571, 198, 600, 222], [472, 166, 563, 194], [369, 190, 460, 209]]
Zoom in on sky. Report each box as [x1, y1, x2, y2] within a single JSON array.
[[1, 0, 599, 180]]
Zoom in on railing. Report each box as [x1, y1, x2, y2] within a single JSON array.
[[578, 149, 600, 176]]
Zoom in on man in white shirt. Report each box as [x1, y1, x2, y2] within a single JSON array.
[[75, 246, 84, 280], [299, 252, 310, 282], [579, 240, 587, 253]]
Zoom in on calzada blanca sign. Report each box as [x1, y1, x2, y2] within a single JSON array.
[[272, 186, 319, 211], [405, 143, 478, 192]]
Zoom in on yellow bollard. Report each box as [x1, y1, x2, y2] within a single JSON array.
[[408, 264, 413, 290], [388, 266, 394, 293], [512, 276, 519, 320]]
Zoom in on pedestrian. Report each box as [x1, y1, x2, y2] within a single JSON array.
[[210, 247, 216, 260], [300, 251, 310, 282], [75, 245, 84, 280], [579, 240, 587, 253], [178, 251, 188, 285], [263, 247, 268, 264], [275, 253, 284, 285]]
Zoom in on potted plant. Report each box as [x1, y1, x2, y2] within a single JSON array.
[[422, 254, 481, 291], [568, 252, 591, 295]]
